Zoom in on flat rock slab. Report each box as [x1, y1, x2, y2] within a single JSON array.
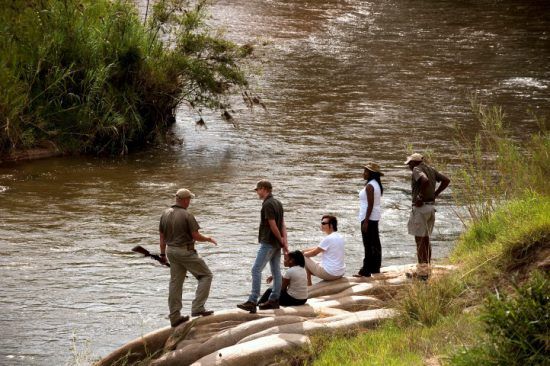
[[95, 264, 455, 366]]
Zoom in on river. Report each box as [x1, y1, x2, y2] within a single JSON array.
[[0, 0, 549, 364]]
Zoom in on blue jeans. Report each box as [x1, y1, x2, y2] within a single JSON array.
[[248, 242, 281, 303]]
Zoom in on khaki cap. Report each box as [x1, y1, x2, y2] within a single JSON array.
[[363, 162, 384, 176], [404, 153, 423, 164], [175, 188, 195, 199]]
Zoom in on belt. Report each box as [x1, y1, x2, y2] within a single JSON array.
[[412, 201, 435, 207], [168, 244, 195, 250]]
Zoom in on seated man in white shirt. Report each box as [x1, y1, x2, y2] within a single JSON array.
[[303, 215, 346, 286]]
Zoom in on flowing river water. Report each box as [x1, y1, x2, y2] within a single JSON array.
[[0, 1, 549, 364]]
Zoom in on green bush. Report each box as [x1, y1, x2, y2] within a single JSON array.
[[449, 271, 550, 366], [0, 0, 249, 155]]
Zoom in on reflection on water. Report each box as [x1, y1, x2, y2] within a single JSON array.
[[1, 0, 549, 364]]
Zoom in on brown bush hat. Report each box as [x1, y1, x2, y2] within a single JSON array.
[[404, 153, 423, 164], [363, 162, 384, 176]]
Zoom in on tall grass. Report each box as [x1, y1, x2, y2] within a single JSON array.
[[452, 98, 549, 222], [0, 0, 250, 155]]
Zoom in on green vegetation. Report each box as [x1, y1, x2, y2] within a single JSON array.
[[0, 0, 250, 155], [290, 105, 549, 365], [449, 271, 549, 366]]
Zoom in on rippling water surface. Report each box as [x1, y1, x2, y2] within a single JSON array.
[[1, 1, 549, 364]]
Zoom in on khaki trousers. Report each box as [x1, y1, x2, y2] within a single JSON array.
[[304, 257, 342, 281], [167, 246, 212, 323]]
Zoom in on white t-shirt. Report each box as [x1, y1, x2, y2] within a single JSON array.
[[318, 232, 346, 276], [283, 266, 308, 300], [358, 180, 382, 222]]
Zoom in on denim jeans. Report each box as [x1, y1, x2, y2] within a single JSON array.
[[248, 242, 281, 303]]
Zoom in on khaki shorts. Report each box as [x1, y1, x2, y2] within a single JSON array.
[[408, 204, 436, 237], [304, 257, 342, 281]]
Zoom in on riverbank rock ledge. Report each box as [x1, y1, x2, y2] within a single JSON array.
[[95, 264, 455, 366]]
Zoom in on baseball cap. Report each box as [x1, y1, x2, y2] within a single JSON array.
[[175, 188, 195, 199]]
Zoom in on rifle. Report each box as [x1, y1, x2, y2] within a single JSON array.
[[132, 245, 170, 267]]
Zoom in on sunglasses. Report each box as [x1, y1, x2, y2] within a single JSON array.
[[321, 222, 330, 225]]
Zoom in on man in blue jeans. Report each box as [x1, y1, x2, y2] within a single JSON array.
[[238, 180, 288, 313]]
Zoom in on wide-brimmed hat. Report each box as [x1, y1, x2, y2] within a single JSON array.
[[175, 188, 195, 199], [404, 153, 423, 164], [254, 179, 272, 191], [363, 162, 384, 176]]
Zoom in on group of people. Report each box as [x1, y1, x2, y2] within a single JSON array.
[[158, 153, 449, 327]]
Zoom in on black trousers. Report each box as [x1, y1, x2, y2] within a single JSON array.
[[359, 219, 382, 276], [259, 288, 307, 306]]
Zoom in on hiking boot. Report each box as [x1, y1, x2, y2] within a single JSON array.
[[237, 301, 257, 313], [170, 315, 190, 328], [192, 310, 214, 317], [258, 299, 280, 310]]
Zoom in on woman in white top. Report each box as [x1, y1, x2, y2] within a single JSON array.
[[355, 162, 384, 277], [303, 215, 346, 286], [259, 250, 308, 306]]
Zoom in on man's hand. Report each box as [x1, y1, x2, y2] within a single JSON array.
[[208, 237, 218, 245], [160, 254, 168, 265], [281, 237, 289, 254], [266, 275, 273, 284]]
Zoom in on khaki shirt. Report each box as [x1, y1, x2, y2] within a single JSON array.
[[411, 162, 446, 202], [258, 194, 284, 247], [159, 205, 200, 247]]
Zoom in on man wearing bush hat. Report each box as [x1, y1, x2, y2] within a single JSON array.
[[405, 153, 450, 279], [159, 188, 218, 327]]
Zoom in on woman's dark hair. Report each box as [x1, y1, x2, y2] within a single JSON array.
[[289, 250, 305, 267], [322, 214, 338, 231], [367, 172, 384, 195]]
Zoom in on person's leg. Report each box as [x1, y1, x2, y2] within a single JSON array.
[[304, 257, 316, 286], [259, 288, 273, 304], [279, 289, 306, 306], [359, 220, 370, 276], [167, 248, 187, 324], [185, 251, 213, 314], [368, 220, 382, 274], [248, 243, 272, 303], [267, 248, 282, 301]]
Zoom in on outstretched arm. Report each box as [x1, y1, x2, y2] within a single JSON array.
[[303, 247, 324, 258], [192, 231, 217, 245]]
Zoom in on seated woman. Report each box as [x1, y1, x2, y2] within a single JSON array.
[[303, 215, 345, 286], [259, 250, 308, 307]]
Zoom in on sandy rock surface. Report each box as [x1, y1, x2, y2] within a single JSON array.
[[95, 264, 454, 366]]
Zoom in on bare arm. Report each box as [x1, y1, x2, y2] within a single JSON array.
[[159, 232, 167, 263], [192, 231, 217, 245], [434, 174, 450, 200], [268, 218, 287, 253], [281, 277, 290, 292], [362, 184, 374, 231], [303, 246, 324, 258]]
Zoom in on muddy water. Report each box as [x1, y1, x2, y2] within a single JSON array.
[[0, 1, 548, 364]]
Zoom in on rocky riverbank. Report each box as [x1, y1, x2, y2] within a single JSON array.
[[95, 264, 455, 366]]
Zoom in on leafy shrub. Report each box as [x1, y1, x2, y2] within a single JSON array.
[[0, 0, 249, 155], [449, 271, 550, 366]]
